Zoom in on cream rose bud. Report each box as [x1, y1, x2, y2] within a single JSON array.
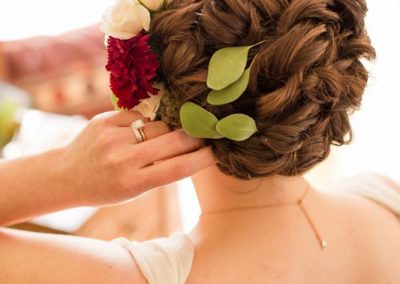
[[141, 0, 174, 11], [101, 0, 151, 40], [133, 86, 165, 120], [140, 0, 164, 11]]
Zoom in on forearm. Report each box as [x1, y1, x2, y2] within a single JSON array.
[[0, 111, 215, 226], [0, 148, 82, 226]]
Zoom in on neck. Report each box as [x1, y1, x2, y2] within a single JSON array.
[[191, 165, 311, 215], [190, 165, 328, 249]]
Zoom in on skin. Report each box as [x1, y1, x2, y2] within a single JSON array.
[[0, 110, 399, 283], [187, 170, 400, 283], [0, 110, 214, 284], [0, 111, 215, 226]]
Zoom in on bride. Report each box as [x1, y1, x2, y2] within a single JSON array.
[[1, 0, 399, 283]]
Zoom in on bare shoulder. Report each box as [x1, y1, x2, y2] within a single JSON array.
[[320, 186, 400, 238], [317, 174, 400, 280], [320, 173, 400, 227]]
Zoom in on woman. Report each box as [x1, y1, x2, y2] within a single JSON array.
[[1, 0, 400, 283]]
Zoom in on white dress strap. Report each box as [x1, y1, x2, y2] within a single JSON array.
[[335, 173, 400, 217], [112, 233, 194, 284]]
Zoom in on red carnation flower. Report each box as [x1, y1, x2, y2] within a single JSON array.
[[106, 33, 160, 109]]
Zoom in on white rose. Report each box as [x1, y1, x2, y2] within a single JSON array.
[[140, 0, 167, 11], [101, 0, 151, 40], [133, 85, 165, 120]]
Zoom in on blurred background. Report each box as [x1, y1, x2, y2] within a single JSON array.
[[0, 0, 399, 240]]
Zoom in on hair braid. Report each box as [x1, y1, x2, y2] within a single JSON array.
[[151, 0, 375, 180]]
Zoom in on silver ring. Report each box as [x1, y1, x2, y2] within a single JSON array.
[[130, 119, 146, 143]]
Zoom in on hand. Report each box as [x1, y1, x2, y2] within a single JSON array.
[[57, 111, 215, 206]]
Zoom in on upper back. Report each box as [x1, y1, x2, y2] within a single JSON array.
[[186, 174, 400, 284], [114, 174, 400, 284]]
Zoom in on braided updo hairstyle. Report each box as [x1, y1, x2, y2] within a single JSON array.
[[150, 0, 375, 180]]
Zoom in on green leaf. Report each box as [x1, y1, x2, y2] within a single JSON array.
[[206, 41, 265, 91], [180, 102, 223, 139], [0, 101, 19, 148], [216, 114, 258, 141], [207, 45, 252, 91], [207, 67, 251, 106], [111, 94, 122, 111]]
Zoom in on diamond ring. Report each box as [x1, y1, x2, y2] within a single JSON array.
[[130, 119, 146, 143]]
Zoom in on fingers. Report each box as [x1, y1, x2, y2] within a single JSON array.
[[96, 111, 150, 127], [133, 147, 216, 193], [132, 130, 204, 167], [115, 121, 171, 144], [139, 121, 171, 143]]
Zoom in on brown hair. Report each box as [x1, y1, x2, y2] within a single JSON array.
[[150, 0, 375, 180]]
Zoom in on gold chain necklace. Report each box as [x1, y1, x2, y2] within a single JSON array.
[[200, 186, 327, 250]]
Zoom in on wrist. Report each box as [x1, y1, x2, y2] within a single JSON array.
[[0, 147, 86, 226], [45, 147, 86, 208]]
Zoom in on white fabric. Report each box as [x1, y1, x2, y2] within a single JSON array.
[[112, 233, 194, 284], [333, 174, 400, 218], [113, 174, 400, 284]]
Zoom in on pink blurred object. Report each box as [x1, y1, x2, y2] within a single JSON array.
[[0, 25, 113, 118]]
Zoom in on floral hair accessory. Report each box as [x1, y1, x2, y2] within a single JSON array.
[[101, 0, 170, 119], [105, 34, 160, 110], [101, 0, 151, 40], [101, 0, 261, 141]]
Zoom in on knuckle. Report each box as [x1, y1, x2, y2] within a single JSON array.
[[131, 173, 149, 191], [95, 111, 117, 120], [90, 116, 108, 130], [109, 160, 146, 194], [96, 129, 117, 149], [99, 148, 125, 170], [91, 111, 121, 127], [100, 154, 118, 170], [109, 178, 131, 200], [117, 171, 142, 194], [130, 110, 144, 118], [170, 131, 189, 149], [157, 121, 172, 132], [170, 130, 199, 150], [175, 129, 188, 140], [116, 174, 132, 192], [126, 147, 145, 164], [170, 139, 185, 153], [97, 136, 110, 150], [170, 161, 188, 177]]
